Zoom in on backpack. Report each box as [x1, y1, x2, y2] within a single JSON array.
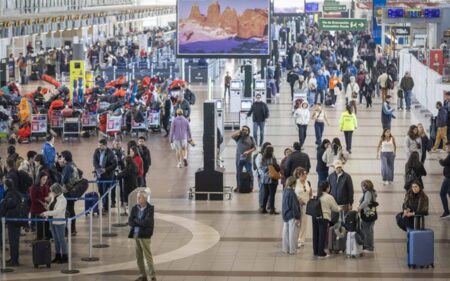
[[386, 76, 393, 89], [17, 170, 33, 193], [344, 210, 360, 232], [65, 178, 89, 198], [306, 196, 323, 219], [14, 191, 29, 227], [134, 109, 145, 123], [404, 168, 417, 190]]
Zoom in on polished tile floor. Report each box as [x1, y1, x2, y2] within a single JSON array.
[[1, 64, 450, 280]]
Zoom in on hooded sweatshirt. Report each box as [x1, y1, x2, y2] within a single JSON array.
[[294, 103, 310, 125]]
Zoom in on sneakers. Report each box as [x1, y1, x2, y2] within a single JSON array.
[[318, 254, 330, 259], [183, 159, 188, 167], [177, 162, 182, 168], [440, 212, 450, 218]]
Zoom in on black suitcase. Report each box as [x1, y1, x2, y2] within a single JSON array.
[[32, 229, 52, 268], [266, 87, 272, 104], [239, 172, 252, 193]]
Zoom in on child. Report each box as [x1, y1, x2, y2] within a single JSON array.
[[281, 176, 301, 254], [358, 180, 378, 252]]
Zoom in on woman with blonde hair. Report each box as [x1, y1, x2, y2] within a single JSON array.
[[293, 167, 312, 248], [417, 123, 431, 164]]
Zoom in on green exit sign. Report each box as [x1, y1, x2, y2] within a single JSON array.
[[319, 19, 368, 31], [323, 5, 347, 12]]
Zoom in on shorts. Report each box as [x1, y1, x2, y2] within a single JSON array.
[[173, 139, 188, 150]]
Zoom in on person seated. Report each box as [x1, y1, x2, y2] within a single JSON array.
[[396, 180, 429, 231]]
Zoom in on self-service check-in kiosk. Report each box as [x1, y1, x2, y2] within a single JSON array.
[[214, 98, 224, 167], [229, 79, 243, 113], [239, 99, 253, 130], [254, 79, 267, 103]]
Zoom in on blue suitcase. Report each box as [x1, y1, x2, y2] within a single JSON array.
[[84, 192, 100, 216], [407, 216, 434, 269]]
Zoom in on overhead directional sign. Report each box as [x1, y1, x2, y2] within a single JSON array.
[[319, 19, 367, 31], [323, 5, 347, 12]]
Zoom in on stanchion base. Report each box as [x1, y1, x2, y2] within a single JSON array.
[[1, 268, 14, 273], [102, 233, 118, 237], [92, 244, 109, 248], [61, 269, 80, 274], [81, 257, 100, 262], [112, 223, 128, 227]]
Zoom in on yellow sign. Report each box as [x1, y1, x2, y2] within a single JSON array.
[[69, 60, 85, 105]]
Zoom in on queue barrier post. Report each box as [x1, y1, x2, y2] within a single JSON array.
[[93, 194, 109, 248], [61, 219, 79, 274], [103, 184, 117, 237], [1, 217, 13, 273], [81, 210, 99, 262], [113, 179, 127, 227]]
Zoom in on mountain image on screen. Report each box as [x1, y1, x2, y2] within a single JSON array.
[[178, 0, 269, 55]]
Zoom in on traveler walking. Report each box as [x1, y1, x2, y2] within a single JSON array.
[[255, 142, 272, 212], [306, 73, 317, 106], [312, 181, 341, 258], [328, 72, 340, 107], [287, 69, 300, 101], [377, 69, 392, 102], [322, 137, 346, 170], [169, 109, 192, 168], [315, 70, 328, 104], [346, 76, 359, 114], [224, 71, 231, 98], [294, 167, 311, 248], [404, 151, 427, 191], [376, 129, 396, 185], [259, 146, 280, 215], [432, 101, 448, 152], [281, 176, 301, 255], [293, 102, 310, 148], [339, 105, 358, 154], [137, 137, 151, 186], [381, 95, 396, 130], [316, 139, 331, 186], [247, 93, 270, 146], [285, 142, 311, 177], [41, 183, 68, 264], [438, 142, 450, 218], [399, 71, 414, 111], [405, 125, 422, 160], [232, 126, 256, 192], [417, 123, 431, 164], [280, 148, 293, 188], [311, 103, 330, 146], [128, 190, 157, 281], [396, 181, 429, 231], [357, 180, 378, 252], [360, 75, 375, 108], [328, 160, 354, 211]]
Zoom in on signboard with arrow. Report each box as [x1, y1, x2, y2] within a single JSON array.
[[318, 18, 367, 31]]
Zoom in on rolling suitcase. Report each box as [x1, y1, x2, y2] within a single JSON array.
[[346, 231, 363, 258], [328, 210, 346, 254], [84, 191, 100, 215], [32, 228, 51, 268], [407, 216, 434, 269], [238, 172, 252, 193], [266, 87, 272, 104]]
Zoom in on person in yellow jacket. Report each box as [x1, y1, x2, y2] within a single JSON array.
[[339, 104, 358, 154]]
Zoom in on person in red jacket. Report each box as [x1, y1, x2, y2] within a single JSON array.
[[29, 171, 51, 240], [130, 146, 144, 187]]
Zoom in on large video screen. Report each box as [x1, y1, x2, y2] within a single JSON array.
[[273, 0, 304, 15], [177, 0, 270, 58]]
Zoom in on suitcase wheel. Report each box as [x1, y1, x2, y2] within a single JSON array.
[[34, 264, 38, 268], [47, 264, 51, 268]]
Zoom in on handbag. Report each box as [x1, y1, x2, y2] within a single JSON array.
[[360, 193, 378, 222], [350, 84, 358, 99], [268, 164, 281, 180]]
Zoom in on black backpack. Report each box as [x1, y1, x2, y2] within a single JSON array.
[[386, 76, 393, 89], [13, 191, 29, 227], [17, 170, 33, 193], [306, 196, 323, 219], [344, 210, 360, 232]]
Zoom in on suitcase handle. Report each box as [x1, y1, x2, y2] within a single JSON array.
[[413, 215, 425, 230]]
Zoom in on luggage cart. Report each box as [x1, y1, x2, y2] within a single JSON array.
[[106, 114, 122, 140], [30, 114, 48, 142], [147, 109, 161, 133], [81, 110, 98, 136], [50, 110, 63, 135], [131, 111, 148, 137], [62, 117, 81, 142]]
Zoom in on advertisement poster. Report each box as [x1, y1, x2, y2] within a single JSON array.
[[274, 0, 304, 15], [177, 0, 270, 58], [31, 115, 47, 134], [430, 49, 444, 75], [69, 60, 85, 105]]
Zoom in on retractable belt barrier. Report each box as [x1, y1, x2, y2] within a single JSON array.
[[1, 180, 120, 274]]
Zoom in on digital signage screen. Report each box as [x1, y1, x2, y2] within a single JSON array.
[[177, 0, 270, 58], [305, 3, 319, 13], [273, 0, 305, 15]]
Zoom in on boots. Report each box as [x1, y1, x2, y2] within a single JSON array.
[[58, 254, 68, 264], [51, 254, 61, 263]]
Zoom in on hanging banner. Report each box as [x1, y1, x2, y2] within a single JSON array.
[[373, 0, 386, 45], [429, 49, 444, 75], [69, 60, 85, 106]]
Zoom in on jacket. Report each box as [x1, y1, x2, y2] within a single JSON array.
[[6, 168, 19, 191], [316, 75, 328, 91], [247, 102, 269, 122], [359, 190, 378, 214], [339, 111, 357, 131], [42, 194, 67, 225], [322, 146, 346, 167], [117, 161, 138, 193], [402, 191, 429, 216], [0, 189, 24, 226], [282, 188, 301, 222], [381, 101, 395, 122], [294, 107, 310, 125], [285, 150, 311, 177], [405, 136, 422, 160], [439, 152, 450, 179], [170, 115, 192, 142], [316, 146, 328, 172], [345, 82, 360, 101], [42, 142, 56, 167], [29, 184, 50, 215], [328, 171, 354, 205], [400, 76, 414, 91], [93, 148, 118, 179], [128, 204, 154, 239], [436, 107, 448, 128], [259, 157, 280, 185], [139, 145, 151, 173], [319, 192, 341, 221]]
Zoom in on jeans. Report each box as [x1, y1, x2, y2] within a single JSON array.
[[398, 96, 404, 109], [262, 182, 278, 211], [66, 200, 76, 232], [282, 219, 299, 254], [312, 218, 328, 256], [317, 170, 329, 187], [236, 158, 253, 188], [315, 89, 324, 104], [51, 224, 68, 255], [307, 90, 315, 105], [314, 122, 325, 145], [253, 121, 265, 146], [8, 224, 21, 263], [33, 214, 51, 240], [440, 177, 450, 214], [224, 85, 230, 98], [361, 220, 375, 251], [258, 175, 265, 208], [344, 131, 353, 152], [20, 69, 27, 84], [380, 152, 395, 181], [98, 180, 114, 209], [404, 90, 412, 110], [297, 124, 308, 148]]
